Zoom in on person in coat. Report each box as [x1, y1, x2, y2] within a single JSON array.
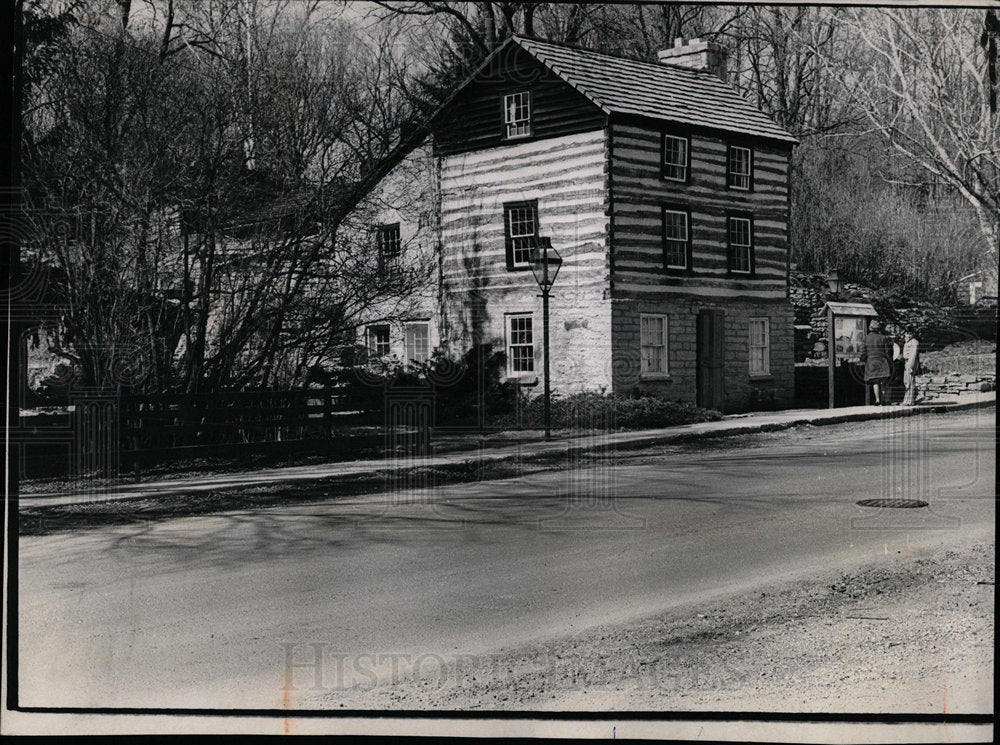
[[901, 327, 920, 406], [860, 319, 893, 405]]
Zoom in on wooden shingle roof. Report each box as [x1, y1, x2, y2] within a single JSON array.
[[513, 36, 798, 145]]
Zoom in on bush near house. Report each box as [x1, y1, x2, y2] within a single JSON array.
[[498, 391, 723, 431], [333, 343, 722, 431], [331, 343, 522, 427]]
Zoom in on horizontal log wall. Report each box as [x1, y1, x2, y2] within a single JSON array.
[[610, 120, 792, 301], [439, 128, 614, 392]]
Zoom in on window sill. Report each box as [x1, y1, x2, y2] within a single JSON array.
[[749, 373, 773, 381], [505, 374, 539, 386], [640, 373, 672, 381]]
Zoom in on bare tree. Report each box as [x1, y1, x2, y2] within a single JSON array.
[[792, 134, 983, 300], [22, 0, 432, 392], [834, 8, 999, 258], [727, 6, 859, 135]]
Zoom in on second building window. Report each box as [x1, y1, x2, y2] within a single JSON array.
[[662, 134, 689, 181], [377, 223, 401, 264], [405, 321, 430, 366]]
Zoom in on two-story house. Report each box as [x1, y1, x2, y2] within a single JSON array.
[[344, 35, 798, 412]]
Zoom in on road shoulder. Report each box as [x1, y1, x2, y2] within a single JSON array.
[[308, 536, 994, 713]]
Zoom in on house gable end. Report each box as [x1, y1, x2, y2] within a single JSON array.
[[432, 43, 607, 157]]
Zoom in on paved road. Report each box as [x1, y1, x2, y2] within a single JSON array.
[[15, 409, 995, 710]]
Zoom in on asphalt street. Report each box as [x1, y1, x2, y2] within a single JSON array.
[[15, 408, 995, 710]]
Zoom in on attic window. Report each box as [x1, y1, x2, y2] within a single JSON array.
[[504, 91, 532, 139]]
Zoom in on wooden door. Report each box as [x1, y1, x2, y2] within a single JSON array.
[[697, 309, 726, 410]]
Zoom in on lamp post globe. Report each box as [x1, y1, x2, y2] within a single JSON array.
[[826, 269, 842, 295], [529, 238, 562, 441], [529, 237, 562, 291]]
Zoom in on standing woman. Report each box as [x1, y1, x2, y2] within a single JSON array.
[[860, 320, 893, 405], [902, 327, 920, 406]]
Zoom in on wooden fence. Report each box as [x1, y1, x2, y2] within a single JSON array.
[[118, 388, 368, 450], [114, 387, 388, 465], [19, 387, 394, 477]]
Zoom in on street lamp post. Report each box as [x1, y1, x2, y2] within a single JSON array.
[[529, 237, 562, 441]]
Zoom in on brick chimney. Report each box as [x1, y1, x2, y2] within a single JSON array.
[[657, 37, 729, 82]]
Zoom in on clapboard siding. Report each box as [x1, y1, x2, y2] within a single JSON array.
[[340, 142, 443, 358], [433, 45, 606, 157], [609, 119, 791, 300]]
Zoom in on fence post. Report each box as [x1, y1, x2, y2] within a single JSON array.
[[324, 388, 333, 443], [70, 394, 120, 501], [385, 387, 435, 457]]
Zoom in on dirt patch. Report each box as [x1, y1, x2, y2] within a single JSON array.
[[306, 540, 994, 713]]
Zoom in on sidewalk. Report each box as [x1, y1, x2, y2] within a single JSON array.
[[17, 392, 994, 508]]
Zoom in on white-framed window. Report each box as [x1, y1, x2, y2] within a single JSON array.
[[504, 201, 537, 268], [377, 223, 401, 262], [404, 321, 430, 366], [663, 209, 689, 270], [506, 314, 534, 375], [640, 314, 669, 376], [504, 91, 532, 139], [728, 215, 753, 274], [662, 134, 689, 181], [366, 324, 391, 358], [728, 145, 752, 190], [748, 317, 770, 376]]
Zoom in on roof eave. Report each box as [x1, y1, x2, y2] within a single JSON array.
[[608, 109, 798, 147]]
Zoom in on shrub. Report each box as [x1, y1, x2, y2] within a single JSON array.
[[329, 343, 521, 427], [424, 344, 521, 427], [496, 391, 723, 431]]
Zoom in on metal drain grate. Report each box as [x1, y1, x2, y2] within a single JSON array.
[[856, 498, 929, 509]]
